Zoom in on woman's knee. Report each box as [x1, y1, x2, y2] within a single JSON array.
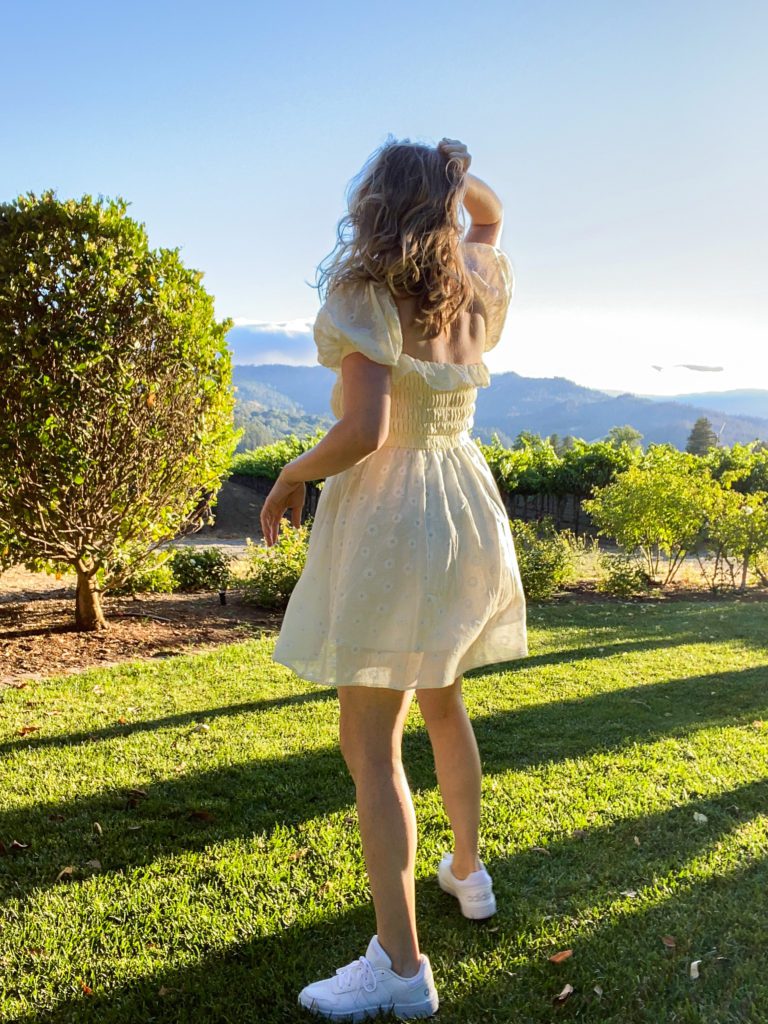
[[416, 675, 465, 728], [338, 687, 411, 779]]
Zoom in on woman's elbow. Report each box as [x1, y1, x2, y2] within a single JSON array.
[[346, 417, 390, 454]]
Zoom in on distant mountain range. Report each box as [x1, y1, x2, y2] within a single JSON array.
[[232, 364, 768, 450], [641, 390, 767, 421]]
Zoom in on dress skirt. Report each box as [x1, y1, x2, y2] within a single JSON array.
[[271, 432, 528, 690]]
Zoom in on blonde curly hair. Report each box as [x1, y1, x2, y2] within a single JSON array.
[[315, 135, 474, 339]]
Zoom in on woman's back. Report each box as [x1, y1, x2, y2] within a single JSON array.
[[390, 294, 487, 367]]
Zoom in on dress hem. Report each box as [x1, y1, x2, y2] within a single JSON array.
[[270, 644, 529, 691]]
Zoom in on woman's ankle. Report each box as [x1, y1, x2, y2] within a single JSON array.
[[376, 935, 422, 978], [450, 851, 481, 879]]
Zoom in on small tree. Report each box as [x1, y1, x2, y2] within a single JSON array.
[[583, 447, 713, 584], [606, 425, 643, 450], [701, 489, 768, 591], [0, 191, 239, 630], [686, 417, 719, 455]]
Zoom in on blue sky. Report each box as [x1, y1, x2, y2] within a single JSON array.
[[3, 0, 766, 396]]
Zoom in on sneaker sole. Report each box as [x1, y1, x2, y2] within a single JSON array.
[[437, 873, 497, 920], [298, 994, 439, 1021]]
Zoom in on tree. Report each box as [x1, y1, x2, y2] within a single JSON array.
[[513, 430, 546, 451], [686, 417, 719, 455], [0, 191, 239, 630], [606, 424, 643, 450], [583, 447, 713, 585]]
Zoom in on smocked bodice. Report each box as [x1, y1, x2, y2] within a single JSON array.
[[330, 353, 491, 451]]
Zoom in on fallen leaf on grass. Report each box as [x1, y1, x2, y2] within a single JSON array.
[[690, 960, 701, 979], [79, 979, 93, 996], [620, 889, 638, 898], [188, 809, 215, 823], [571, 829, 588, 839], [158, 986, 176, 997], [548, 950, 573, 963], [593, 985, 603, 997], [552, 983, 574, 1004], [633, 835, 641, 846], [288, 847, 310, 861], [84, 859, 102, 873], [661, 935, 677, 948], [693, 812, 708, 824], [17, 725, 40, 736], [9, 840, 30, 853], [117, 716, 128, 725], [56, 865, 76, 883], [532, 846, 551, 856]]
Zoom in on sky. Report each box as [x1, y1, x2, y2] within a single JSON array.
[[3, 0, 767, 398]]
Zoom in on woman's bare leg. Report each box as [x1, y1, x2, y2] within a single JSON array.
[[416, 676, 482, 879], [337, 685, 420, 978]]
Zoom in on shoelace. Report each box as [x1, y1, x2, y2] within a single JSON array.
[[334, 955, 378, 994]]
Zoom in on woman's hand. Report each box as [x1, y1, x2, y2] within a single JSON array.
[[260, 469, 306, 547], [437, 138, 472, 175]]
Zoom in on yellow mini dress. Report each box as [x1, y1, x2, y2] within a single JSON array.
[[271, 241, 528, 689]]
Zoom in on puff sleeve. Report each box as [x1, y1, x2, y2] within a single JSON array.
[[313, 279, 402, 371], [462, 241, 515, 352]]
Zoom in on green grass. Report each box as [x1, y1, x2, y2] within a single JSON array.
[[1, 600, 767, 1023]]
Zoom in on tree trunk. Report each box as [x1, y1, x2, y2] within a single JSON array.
[[75, 568, 109, 631], [740, 552, 751, 592]]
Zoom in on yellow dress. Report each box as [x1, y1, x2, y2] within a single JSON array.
[[271, 242, 528, 689]]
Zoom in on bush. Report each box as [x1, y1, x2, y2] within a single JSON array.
[[231, 432, 326, 485], [99, 549, 177, 596], [168, 545, 233, 592], [583, 447, 713, 585], [509, 516, 576, 599], [596, 553, 653, 597], [240, 521, 310, 608], [698, 489, 768, 591]]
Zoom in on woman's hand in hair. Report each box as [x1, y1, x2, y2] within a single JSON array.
[[437, 138, 471, 175]]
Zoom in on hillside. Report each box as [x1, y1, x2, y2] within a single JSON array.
[[642, 389, 768, 420], [231, 364, 768, 449]]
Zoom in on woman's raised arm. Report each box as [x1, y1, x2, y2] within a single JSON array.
[[436, 139, 503, 246]]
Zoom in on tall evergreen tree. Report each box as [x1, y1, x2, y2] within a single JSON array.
[[685, 417, 719, 455]]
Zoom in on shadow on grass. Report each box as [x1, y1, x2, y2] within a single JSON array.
[[0, 688, 334, 758], [11, 776, 768, 1024], [1, 662, 767, 905]]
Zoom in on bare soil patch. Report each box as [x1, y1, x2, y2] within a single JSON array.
[[0, 564, 282, 688]]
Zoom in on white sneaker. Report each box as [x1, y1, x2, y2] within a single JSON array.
[[437, 852, 497, 920], [297, 934, 439, 1021]]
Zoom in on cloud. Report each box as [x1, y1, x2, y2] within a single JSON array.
[[226, 318, 316, 366]]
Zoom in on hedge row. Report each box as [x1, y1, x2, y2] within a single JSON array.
[[230, 433, 768, 498]]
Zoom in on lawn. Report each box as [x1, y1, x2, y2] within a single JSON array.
[[1, 599, 767, 1023]]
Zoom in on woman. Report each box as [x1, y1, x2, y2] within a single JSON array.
[[261, 136, 528, 1020]]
